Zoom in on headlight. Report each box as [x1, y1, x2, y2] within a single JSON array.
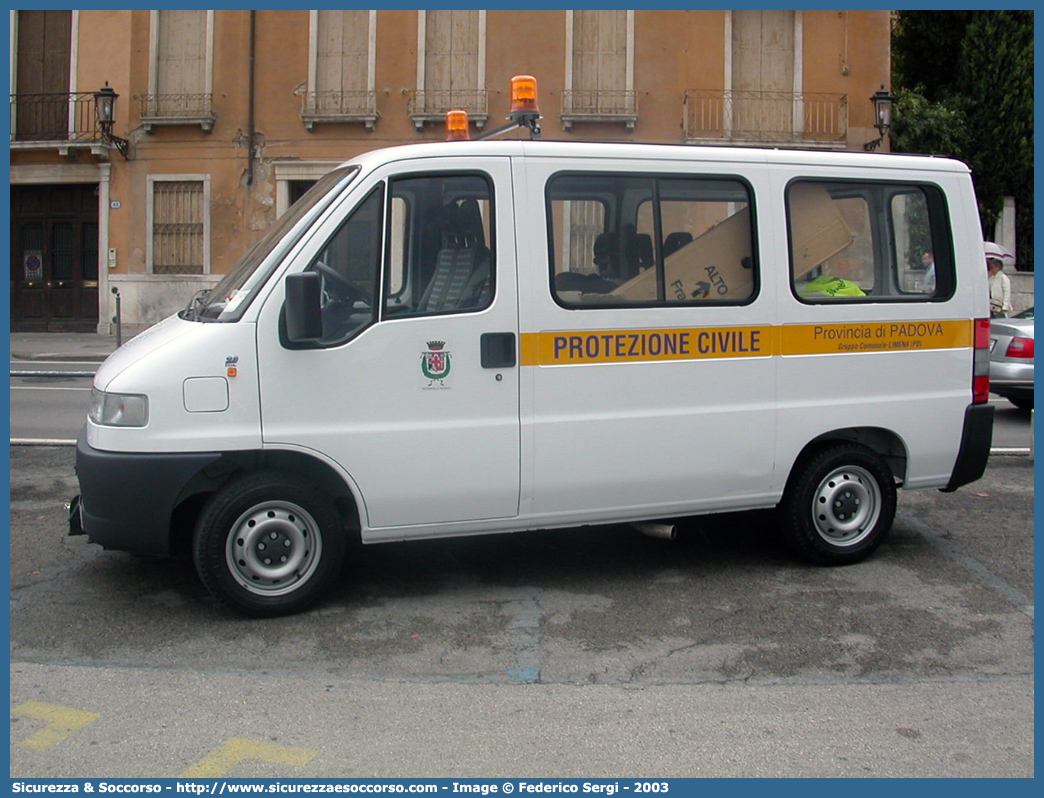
[[89, 389, 149, 427]]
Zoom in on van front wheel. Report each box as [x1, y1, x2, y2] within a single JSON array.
[[193, 472, 346, 616], [781, 444, 896, 565]]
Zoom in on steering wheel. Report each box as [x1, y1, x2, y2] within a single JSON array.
[[313, 260, 372, 304]]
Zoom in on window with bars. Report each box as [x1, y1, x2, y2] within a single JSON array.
[[149, 179, 207, 275]]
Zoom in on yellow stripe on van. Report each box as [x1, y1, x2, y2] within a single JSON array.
[[519, 326, 776, 366], [519, 320, 974, 366], [780, 319, 973, 356]]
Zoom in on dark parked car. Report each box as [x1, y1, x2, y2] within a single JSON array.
[[989, 307, 1034, 410]]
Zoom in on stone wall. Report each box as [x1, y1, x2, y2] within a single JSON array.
[[1009, 271, 1034, 315]]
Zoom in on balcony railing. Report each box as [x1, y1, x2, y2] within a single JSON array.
[[139, 93, 216, 133], [561, 89, 638, 130], [408, 89, 488, 130], [301, 90, 378, 131], [10, 92, 104, 144], [684, 89, 848, 147]]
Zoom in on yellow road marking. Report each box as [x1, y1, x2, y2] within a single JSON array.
[[180, 737, 316, 778], [13, 701, 100, 751]]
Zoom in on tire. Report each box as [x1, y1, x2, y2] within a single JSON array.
[[780, 443, 896, 565], [193, 471, 347, 617], [1008, 396, 1033, 411]]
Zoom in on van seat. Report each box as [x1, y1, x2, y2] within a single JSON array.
[[418, 199, 491, 313], [593, 232, 618, 270], [663, 231, 693, 258], [629, 233, 654, 269]]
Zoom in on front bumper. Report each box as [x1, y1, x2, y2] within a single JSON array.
[[72, 428, 222, 556]]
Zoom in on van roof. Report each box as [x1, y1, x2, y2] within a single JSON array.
[[342, 139, 971, 175]]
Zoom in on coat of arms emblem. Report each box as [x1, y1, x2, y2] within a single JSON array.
[[421, 340, 452, 389]]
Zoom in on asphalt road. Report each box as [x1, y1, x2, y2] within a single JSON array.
[[9, 362, 94, 443], [8, 445, 1034, 778]]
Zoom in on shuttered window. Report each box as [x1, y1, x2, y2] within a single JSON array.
[[425, 10, 480, 96], [15, 10, 72, 95], [14, 10, 73, 140], [156, 11, 207, 98], [144, 10, 214, 129], [316, 10, 370, 99], [572, 10, 627, 96], [412, 10, 487, 126], [303, 10, 377, 128], [149, 178, 209, 275], [564, 10, 636, 128], [731, 10, 796, 137]]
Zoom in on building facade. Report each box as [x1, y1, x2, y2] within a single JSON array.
[[10, 9, 892, 333]]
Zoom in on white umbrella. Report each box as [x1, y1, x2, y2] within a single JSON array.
[[983, 241, 1015, 264]]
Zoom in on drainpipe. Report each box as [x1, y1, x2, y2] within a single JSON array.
[[246, 10, 256, 188]]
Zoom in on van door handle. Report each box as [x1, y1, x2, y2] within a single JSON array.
[[480, 332, 516, 369]]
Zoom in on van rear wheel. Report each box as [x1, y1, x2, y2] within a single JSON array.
[[193, 471, 346, 616], [780, 444, 896, 565]]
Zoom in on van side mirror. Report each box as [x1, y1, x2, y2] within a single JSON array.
[[284, 271, 323, 342]]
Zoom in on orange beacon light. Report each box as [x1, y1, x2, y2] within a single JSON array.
[[472, 74, 543, 141], [508, 75, 540, 118], [445, 109, 470, 141]]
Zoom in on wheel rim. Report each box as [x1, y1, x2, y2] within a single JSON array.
[[811, 465, 881, 547], [225, 500, 323, 597]]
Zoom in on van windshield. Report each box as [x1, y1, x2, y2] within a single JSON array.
[[186, 165, 359, 322]]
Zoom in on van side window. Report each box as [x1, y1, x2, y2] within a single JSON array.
[[548, 173, 756, 308], [384, 173, 494, 318], [306, 184, 383, 345], [787, 180, 953, 301]]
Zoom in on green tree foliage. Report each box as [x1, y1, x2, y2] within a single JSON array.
[[891, 10, 1033, 267]]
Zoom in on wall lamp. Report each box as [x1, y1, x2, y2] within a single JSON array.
[[863, 85, 894, 152], [95, 83, 130, 159]]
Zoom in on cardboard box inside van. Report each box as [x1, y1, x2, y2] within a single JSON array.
[[612, 182, 853, 302]]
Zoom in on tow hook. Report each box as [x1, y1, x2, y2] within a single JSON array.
[[66, 495, 85, 536]]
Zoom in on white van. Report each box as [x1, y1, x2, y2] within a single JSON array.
[[69, 102, 994, 616]]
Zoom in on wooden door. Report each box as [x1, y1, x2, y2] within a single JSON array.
[[10, 185, 100, 332]]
